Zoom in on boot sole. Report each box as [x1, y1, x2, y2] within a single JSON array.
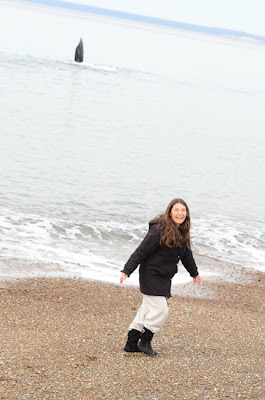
[[124, 346, 141, 353], [137, 344, 157, 356]]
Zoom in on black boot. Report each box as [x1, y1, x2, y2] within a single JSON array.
[[124, 329, 142, 352], [137, 327, 157, 356]]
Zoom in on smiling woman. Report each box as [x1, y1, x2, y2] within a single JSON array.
[[120, 198, 201, 356]]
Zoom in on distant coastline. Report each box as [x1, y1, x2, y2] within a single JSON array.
[[20, 0, 265, 43]]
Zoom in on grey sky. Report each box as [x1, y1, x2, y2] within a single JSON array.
[[61, 0, 265, 37]]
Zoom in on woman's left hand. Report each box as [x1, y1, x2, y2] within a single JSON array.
[[193, 275, 202, 285]]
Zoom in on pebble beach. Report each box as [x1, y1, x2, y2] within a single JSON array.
[[0, 270, 264, 399]]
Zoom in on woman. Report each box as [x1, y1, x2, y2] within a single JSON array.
[[120, 198, 201, 356]]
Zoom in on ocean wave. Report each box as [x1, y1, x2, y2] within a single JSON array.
[[192, 215, 265, 271], [0, 207, 264, 284]]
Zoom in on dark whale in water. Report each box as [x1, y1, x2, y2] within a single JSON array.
[[75, 38, 84, 63]]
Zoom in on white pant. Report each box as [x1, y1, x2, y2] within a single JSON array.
[[129, 294, 169, 334]]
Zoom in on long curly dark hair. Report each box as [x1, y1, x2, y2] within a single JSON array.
[[152, 198, 191, 248]]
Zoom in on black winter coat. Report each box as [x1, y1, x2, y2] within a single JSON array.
[[121, 221, 198, 297]]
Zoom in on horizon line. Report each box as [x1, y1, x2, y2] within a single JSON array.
[[21, 0, 265, 43]]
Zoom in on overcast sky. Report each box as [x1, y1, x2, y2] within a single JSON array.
[[60, 0, 265, 37]]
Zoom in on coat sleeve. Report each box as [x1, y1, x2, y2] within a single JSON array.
[[121, 224, 161, 277], [181, 247, 198, 277]]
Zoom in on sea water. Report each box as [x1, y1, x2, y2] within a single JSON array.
[[0, 1, 265, 287]]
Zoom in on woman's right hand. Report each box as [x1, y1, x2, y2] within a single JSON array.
[[120, 273, 128, 284]]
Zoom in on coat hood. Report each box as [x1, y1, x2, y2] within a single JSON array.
[[148, 217, 164, 229]]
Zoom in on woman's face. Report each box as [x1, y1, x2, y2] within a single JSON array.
[[170, 203, 187, 226]]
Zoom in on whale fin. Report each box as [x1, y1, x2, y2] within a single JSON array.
[[75, 38, 84, 63]]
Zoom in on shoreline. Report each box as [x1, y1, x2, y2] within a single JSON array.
[[0, 271, 265, 399], [0, 249, 259, 299], [0, 258, 258, 300]]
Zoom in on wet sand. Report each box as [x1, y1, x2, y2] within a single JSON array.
[[0, 271, 264, 399]]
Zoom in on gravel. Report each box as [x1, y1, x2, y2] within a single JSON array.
[[0, 271, 264, 399]]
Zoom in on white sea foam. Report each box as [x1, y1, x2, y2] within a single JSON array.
[[192, 215, 265, 272], [0, 207, 264, 284], [81, 63, 118, 73]]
